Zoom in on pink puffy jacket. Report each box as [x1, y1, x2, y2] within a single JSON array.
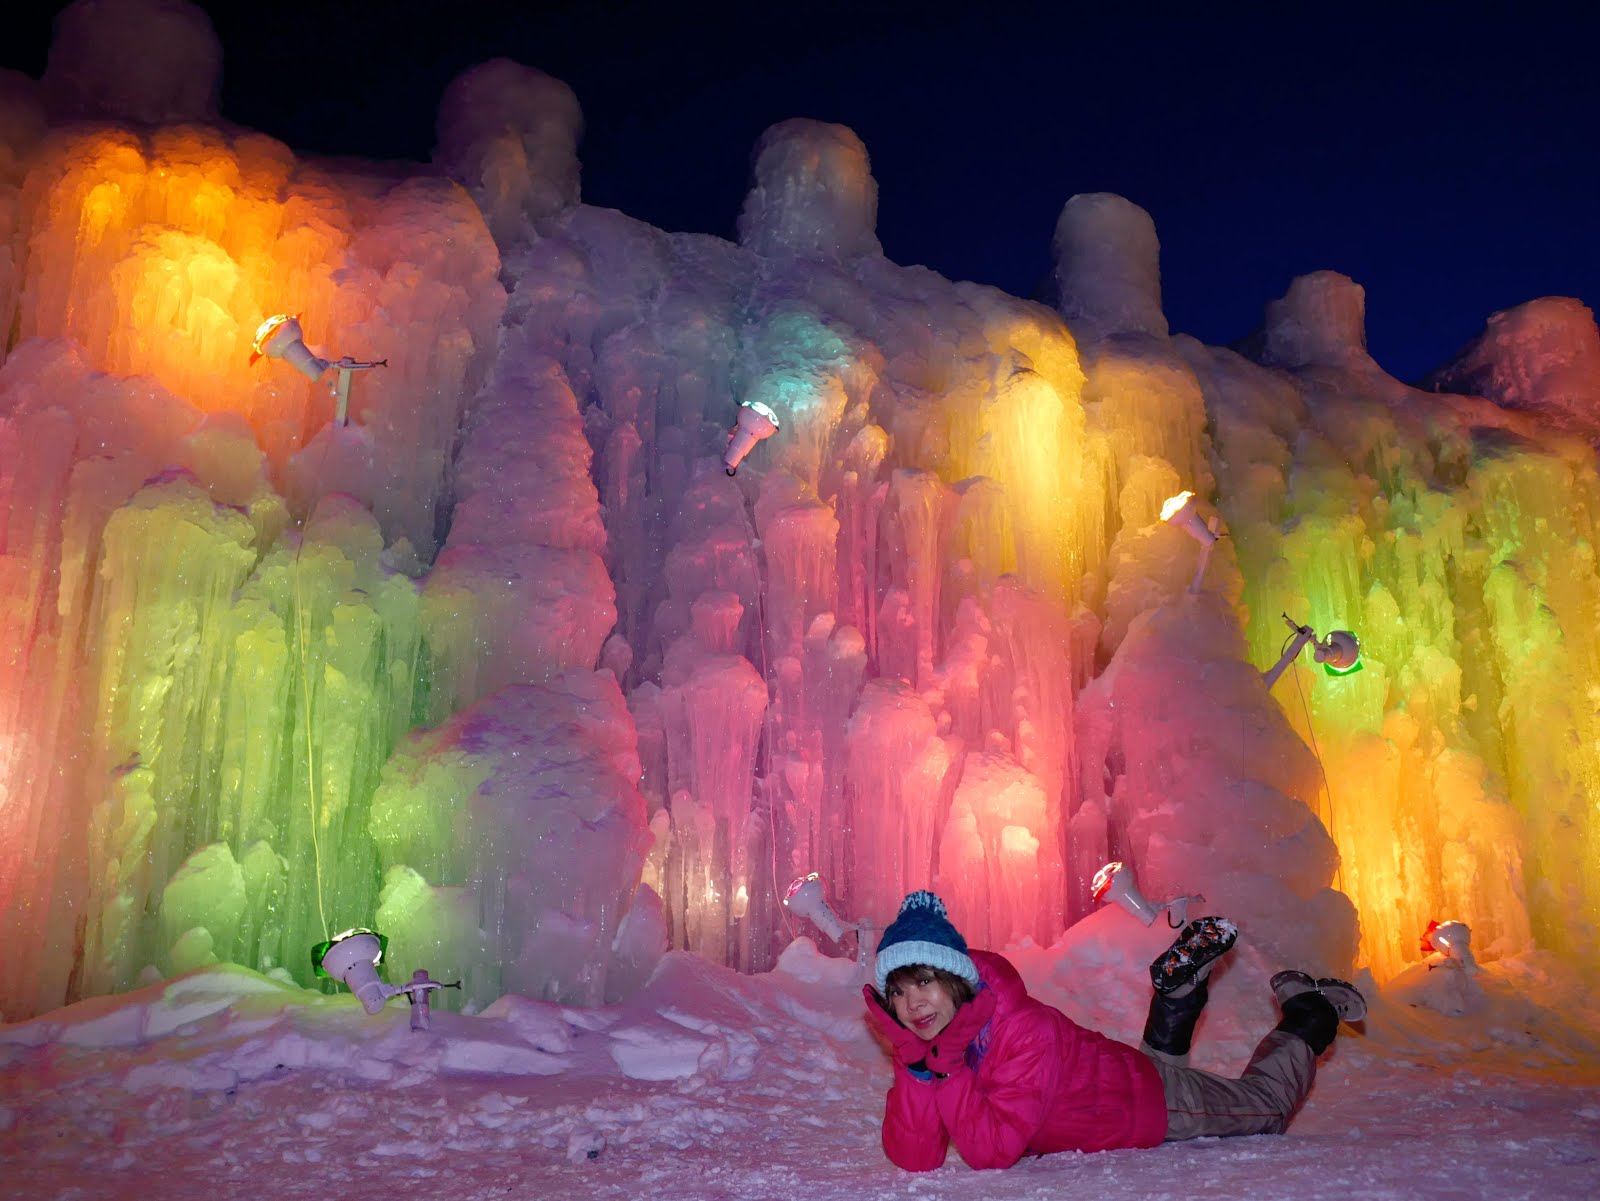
[[881, 950, 1168, 1170]]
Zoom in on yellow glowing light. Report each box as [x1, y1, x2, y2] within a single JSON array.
[[252, 313, 295, 357], [1160, 492, 1194, 522], [732, 882, 749, 919]]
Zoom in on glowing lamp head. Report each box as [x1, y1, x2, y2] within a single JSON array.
[[311, 928, 392, 1014], [1090, 861, 1123, 903], [1160, 491, 1219, 548], [1422, 919, 1477, 972], [251, 313, 330, 381], [724, 399, 781, 476], [783, 872, 850, 942], [1316, 629, 1362, 675], [1089, 860, 1160, 926]]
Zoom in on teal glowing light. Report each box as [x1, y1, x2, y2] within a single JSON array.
[[741, 399, 781, 428]]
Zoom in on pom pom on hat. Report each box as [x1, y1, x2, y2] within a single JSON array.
[[873, 890, 981, 994]]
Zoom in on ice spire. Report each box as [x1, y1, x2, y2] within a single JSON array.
[[737, 119, 882, 262], [43, 0, 221, 125], [435, 59, 583, 246], [1425, 297, 1600, 443], [1052, 192, 1168, 340], [1255, 270, 1373, 370]]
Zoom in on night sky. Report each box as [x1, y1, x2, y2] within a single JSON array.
[[4, 0, 1595, 382]]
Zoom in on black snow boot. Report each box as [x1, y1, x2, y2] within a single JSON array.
[[1275, 991, 1339, 1055], [1143, 976, 1209, 1058], [1149, 916, 1239, 995], [1270, 970, 1367, 1022]]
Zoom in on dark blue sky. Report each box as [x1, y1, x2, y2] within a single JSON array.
[[7, 1, 1595, 381]]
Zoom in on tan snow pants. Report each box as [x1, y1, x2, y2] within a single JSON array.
[[1141, 1030, 1317, 1140]]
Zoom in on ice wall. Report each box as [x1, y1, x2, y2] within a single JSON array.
[[0, 16, 650, 1019], [1185, 271, 1597, 978], [4, 4, 1597, 1019], [514, 119, 1214, 966]]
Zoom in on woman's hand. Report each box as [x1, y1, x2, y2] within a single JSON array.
[[863, 985, 929, 1068], [923, 986, 997, 1073]]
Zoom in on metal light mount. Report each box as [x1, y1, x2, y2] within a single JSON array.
[[724, 399, 781, 476], [1260, 613, 1362, 690], [783, 872, 876, 972], [311, 928, 460, 1028], [1090, 861, 1204, 929], [1160, 492, 1222, 594], [252, 314, 387, 426]]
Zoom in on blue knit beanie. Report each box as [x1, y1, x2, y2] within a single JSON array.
[[874, 891, 981, 994]]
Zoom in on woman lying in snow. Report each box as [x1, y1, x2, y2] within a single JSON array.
[[864, 890, 1364, 1171]]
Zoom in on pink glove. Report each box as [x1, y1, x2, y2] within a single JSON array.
[[863, 984, 929, 1068], [922, 986, 997, 1075]]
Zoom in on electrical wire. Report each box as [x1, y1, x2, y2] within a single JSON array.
[[292, 534, 331, 944], [1289, 637, 1345, 895], [291, 418, 340, 947], [754, 574, 792, 943]]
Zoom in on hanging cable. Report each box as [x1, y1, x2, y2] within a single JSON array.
[[754, 575, 792, 942], [1290, 645, 1344, 895], [292, 537, 331, 944]]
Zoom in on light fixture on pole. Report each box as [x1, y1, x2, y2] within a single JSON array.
[[1091, 861, 1204, 928], [311, 928, 460, 1030], [1260, 613, 1362, 690], [1160, 491, 1221, 594], [783, 872, 875, 972], [723, 399, 780, 475], [252, 314, 387, 427]]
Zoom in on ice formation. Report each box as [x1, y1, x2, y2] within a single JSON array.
[[1, 0, 1596, 1025]]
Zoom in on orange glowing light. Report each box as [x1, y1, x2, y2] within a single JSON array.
[[251, 313, 295, 362], [1160, 492, 1194, 522]]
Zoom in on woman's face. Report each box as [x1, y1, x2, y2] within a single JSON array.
[[887, 968, 957, 1041]]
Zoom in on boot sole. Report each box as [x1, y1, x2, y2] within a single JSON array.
[[1150, 916, 1238, 994]]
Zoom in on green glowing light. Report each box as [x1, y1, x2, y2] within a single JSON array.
[[311, 928, 388, 978]]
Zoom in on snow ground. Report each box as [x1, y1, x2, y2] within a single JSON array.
[[3, 918, 1598, 1201]]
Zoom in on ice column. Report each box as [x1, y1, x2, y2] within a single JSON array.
[[845, 680, 954, 927]]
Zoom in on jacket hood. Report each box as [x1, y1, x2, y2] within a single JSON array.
[[971, 949, 1029, 1013]]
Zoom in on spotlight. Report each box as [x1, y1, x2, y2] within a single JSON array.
[[783, 872, 876, 973], [252, 313, 387, 426], [783, 873, 850, 942], [252, 314, 327, 379], [1161, 492, 1221, 593], [311, 928, 460, 1027], [1260, 613, 1363, 689], [1421, 919, 1478, 973], [724, 399, 780, 476], [312, 928, 391, 1015], [1090, 861, 1203, 928]]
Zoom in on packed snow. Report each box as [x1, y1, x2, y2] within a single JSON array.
[[3, 921, 1597, 1200]]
